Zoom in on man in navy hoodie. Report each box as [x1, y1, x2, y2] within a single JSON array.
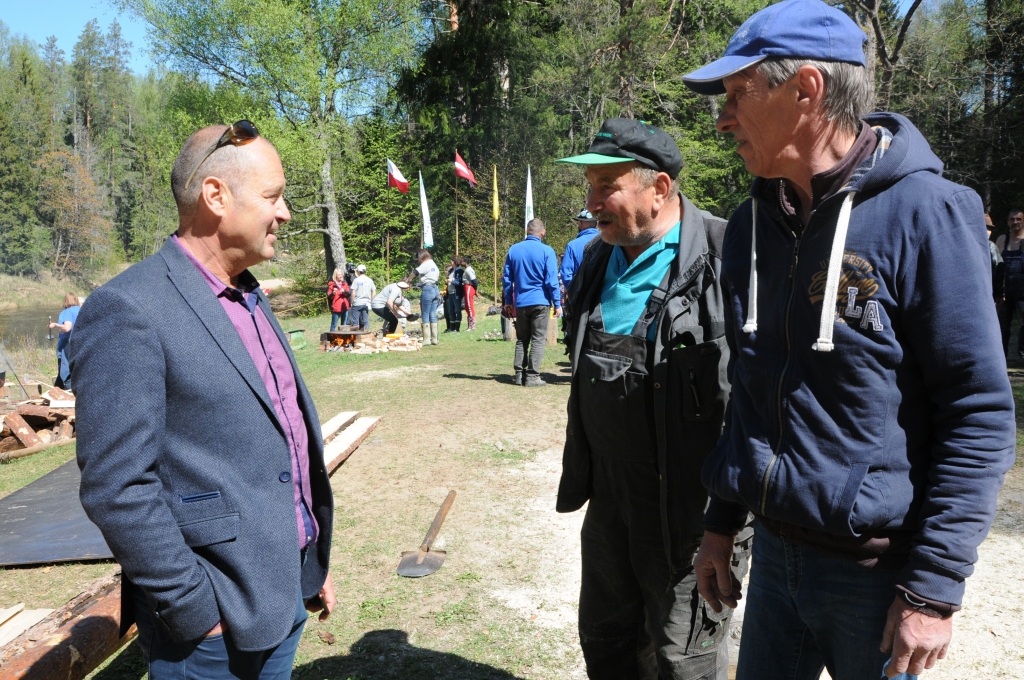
[[682, 1, 1016, 679]]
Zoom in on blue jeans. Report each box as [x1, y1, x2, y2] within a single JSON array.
[[134, 588, 307, 680], [420, 284, 440, 323], [350, 305, 369, 331], [737, 522, 914, 680], [329, 311, 348, 331]]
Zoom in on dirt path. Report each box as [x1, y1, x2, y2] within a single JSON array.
[[3, 313, 1022, 679]]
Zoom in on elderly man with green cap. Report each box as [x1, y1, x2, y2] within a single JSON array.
[[554, 118, 752, 680]]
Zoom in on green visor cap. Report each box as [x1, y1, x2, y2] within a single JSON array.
[[554, 118, 682, 178], [555, 153, 635, 165]]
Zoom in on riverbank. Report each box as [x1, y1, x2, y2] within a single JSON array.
[[0, 273, 93, 312]]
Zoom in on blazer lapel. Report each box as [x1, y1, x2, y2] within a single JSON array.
[[158, 238, 282, 431]]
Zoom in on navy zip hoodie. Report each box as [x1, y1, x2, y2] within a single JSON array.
[[703, 112, 1016, 608]]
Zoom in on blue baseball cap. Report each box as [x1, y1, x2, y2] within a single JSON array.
[[576, 209, 594, 221], [682, 0, 867, 96]]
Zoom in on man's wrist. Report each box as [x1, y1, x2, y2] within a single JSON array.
[[897, 587, 955, 620]]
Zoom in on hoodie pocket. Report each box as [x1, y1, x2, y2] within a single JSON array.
[[672, 337, 728, 423]]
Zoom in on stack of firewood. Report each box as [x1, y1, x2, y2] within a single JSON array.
[[350, 335, 423, 354], [0, 387, 76, 456]]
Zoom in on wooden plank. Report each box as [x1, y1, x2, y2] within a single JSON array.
[[0, 604, 25, 628], [43, 388, 75, 408], [15, 405, 51, 420], [4, 414, 41, 449], [0, 610, 53, 649], [324, 416, 380, 474], [320, 411, 358, 444], [0, 572, 135, 680]]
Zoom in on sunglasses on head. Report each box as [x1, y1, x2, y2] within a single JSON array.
[[184, 120, 260, 190]]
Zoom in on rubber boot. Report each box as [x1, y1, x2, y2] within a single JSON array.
[[422, 322, 432, 346], [430, 323, 439, 345], [453, 322, 461, 332]]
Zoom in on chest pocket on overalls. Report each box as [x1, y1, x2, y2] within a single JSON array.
[[671, 336, 728, 422], [577, 350, 653, 458]]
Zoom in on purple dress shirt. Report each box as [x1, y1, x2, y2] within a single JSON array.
[[173, 235, 317, 548]]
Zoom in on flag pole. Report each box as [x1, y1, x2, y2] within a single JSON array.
[[492, 164, 499, 304], [386, 182, 391, 281], [455, 182, 460, 257]]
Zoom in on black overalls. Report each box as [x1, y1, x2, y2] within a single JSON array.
[[999, 243, 1024, 356], [576, 270, 727, 680]]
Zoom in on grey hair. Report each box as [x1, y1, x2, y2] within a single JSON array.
[[631, 165, 679, 195], [526, 218, 545, 235], [757, 58, 874, 136], [170, 127, 255, 217]]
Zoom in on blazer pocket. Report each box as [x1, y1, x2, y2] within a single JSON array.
[[178, 513, 239, 548]]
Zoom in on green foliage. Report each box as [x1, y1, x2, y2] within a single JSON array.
[[2, 0, 1024, 283]]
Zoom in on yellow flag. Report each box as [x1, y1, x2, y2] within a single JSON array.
[[492, 164, 500, 221]]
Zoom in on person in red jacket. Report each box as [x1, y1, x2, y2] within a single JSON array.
[[327, 268, 351, 331]]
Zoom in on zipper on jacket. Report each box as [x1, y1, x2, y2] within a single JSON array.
[[689, 367, 702, 417], [759, 235, 801, 515]]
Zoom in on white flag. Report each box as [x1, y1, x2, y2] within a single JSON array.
[[419, 171, 433, 248], [524, 165, 534, 234]]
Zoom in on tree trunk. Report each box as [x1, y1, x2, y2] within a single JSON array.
[[319, 152, 346, 279], [982, 0, 997, 212]]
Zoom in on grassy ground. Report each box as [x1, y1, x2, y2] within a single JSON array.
[[4, 307, 1024, 679], [2, 311, 585, 679]]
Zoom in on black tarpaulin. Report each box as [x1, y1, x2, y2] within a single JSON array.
[[0, 460, 112, 566]]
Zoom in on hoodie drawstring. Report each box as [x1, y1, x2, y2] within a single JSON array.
[[811, 192, 856, 352], [743, 192, 857, 353], [741, 199, 759, 334]]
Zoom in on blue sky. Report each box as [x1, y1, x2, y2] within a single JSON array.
[[2, 1, 154, 73]]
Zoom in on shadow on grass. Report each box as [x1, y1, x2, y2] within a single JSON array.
[[293, 629, 523, 679], [442, 373, 571, 386]]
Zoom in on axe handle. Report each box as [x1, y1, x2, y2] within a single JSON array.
[[419, 490, 456, 551]]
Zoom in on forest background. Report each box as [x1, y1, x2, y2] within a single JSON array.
[[1, 0, 1023, 302]]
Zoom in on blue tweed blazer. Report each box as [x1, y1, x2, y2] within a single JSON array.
[[69, 237, 333, 652]]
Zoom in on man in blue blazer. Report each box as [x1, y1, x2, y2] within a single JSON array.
[[70, 121, 335, 679]]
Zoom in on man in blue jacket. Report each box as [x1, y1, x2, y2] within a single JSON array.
[[560, 208, 599, 295], [682, 1, 1016, 679], [503, 218, 561, 386], [70, 123, 334, 678]]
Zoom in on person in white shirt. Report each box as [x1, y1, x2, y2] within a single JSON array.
[[412, 249, 441, 345], [349, 265, 376, 331], [371, 281, 411, 334]]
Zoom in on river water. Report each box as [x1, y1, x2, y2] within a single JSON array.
[[0, 305, 65, 347]]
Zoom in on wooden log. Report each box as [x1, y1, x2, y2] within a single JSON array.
[[0, 571, 136, 680], [0, 438, 73, 463], [57, 420, 73, 441], [5, 413, 42, 449], [324, 416, 380, 474], [0, 436, 24, 454]]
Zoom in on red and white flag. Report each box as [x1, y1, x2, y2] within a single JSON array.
[[454, 151, 477, 186], [387, 158, 409, 193]]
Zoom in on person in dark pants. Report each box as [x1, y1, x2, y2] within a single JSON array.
[[684, 2, 1014, 677], [996, 209, 1024, 358], [502, 219, 561, 386], [554, 118, 750, 680], [443, 259, 464, 332]]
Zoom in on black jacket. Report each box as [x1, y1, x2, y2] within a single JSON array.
[[557, 195, 731, 568]]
